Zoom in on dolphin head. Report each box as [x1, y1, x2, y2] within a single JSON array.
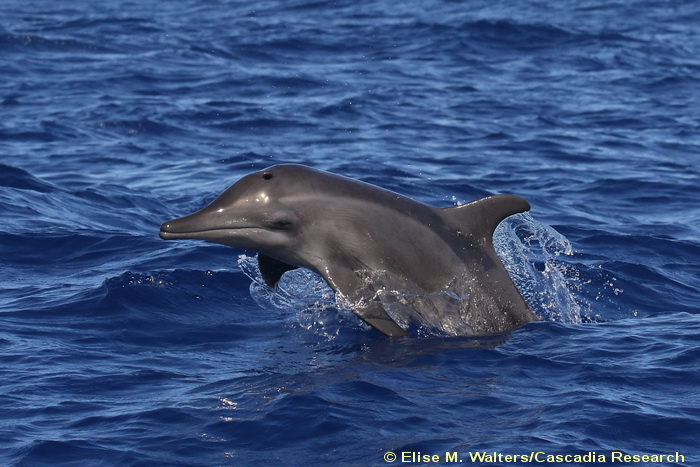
[[160, 165, 308, 262]]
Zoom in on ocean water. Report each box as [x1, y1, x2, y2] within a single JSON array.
[[1, 0, 699, 465]]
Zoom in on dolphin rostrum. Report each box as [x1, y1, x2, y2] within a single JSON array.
[[159, 164, 536, 337]]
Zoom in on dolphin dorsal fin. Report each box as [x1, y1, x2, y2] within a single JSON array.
[[438, 194, 530, 239]]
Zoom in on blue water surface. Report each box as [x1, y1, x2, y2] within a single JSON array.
[[1, 0, 699, 465]]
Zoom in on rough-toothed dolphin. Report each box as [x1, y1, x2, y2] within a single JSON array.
[[159, 164, 536, 337]]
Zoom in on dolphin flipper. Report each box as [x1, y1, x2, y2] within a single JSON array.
[[258, 254, 299, 287], [318, 263, 409, 337], [356, 300, 409, 337], [258, 253, 407, 336]]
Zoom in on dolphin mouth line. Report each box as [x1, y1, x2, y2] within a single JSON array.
[[159, 226, 254, 240]]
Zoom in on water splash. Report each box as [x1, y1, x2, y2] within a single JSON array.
[[494, 212, 601, 324], [237, 254, 360, 338]]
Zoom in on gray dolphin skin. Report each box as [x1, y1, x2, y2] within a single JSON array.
[[159, 164, 536, 337]]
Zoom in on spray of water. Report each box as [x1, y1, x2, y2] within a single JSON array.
[[495, 212, 592, 324], [238, 254, 359, 338]]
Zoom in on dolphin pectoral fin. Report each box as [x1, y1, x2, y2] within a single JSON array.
[[317, 263, 408, 337], [356, 301, 409, 338], [257, 254, 299, 287]]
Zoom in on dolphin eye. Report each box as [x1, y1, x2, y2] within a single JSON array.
[[267, 211, 296, 229], [262, 172, 273, 180], [273, 219, 293, 228]]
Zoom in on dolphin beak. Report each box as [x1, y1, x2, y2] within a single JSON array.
[[159, 220, 175, 239], [159, 209, 249, 243], [159, 218, 186, 240], [159, 212, 208, 240]]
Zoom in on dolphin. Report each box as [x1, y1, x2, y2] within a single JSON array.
[[159, 164, 536, 337]]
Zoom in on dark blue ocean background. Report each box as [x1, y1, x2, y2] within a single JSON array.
[[2, 0, 699, 465]]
